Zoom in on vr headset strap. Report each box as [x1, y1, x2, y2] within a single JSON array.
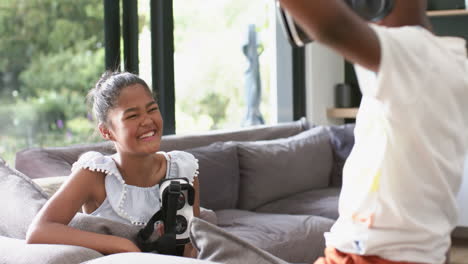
[[164, 181, 181, 235], [138, 210, 163, 241]]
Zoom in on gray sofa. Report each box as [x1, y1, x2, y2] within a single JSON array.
[[3, 118, 355, 264]]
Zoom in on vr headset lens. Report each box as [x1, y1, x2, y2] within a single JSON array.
[[176, 193, 185, 210], [276, 0, 394, 47], [345, 0, 394, 22], [175, 215, 188, 234]]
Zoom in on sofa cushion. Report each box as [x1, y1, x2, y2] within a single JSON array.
[[160, 117, 308, 151], [0, 157, 48, 239], [236, 126, 333, 210], [189, 217, 289, 264], [0, 236, 103, 264], [214, 209, 334, 263], [185, 142, 239, 210], [255, 187, 341, 220]]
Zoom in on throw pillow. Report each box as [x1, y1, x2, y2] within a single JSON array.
[[15, 142, 115, 179], [326, 124, 355, 187], [33, 176, 68, 198], [185, 142, 240, 210], [189, 217, 290, 264], [235, 126, 333, 210], [0, 157, 49, 239]]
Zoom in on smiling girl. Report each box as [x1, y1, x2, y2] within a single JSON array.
[[26, 71, 200, 256]]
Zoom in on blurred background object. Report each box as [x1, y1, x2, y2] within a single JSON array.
[[242, 24, 265, 127]]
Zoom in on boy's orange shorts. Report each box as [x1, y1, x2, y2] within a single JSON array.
[[314, 247, 423, 264]]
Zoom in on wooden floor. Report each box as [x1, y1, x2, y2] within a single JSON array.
[[451, 238, 468, 264]]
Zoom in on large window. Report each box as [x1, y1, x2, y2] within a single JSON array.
[[0, 1, 105, 165], [171, 0, 274, 134]]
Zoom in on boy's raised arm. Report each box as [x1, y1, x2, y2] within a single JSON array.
[[278, 0, 381, 72]]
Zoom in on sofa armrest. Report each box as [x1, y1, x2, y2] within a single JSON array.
[[0, 236, 103, 264]]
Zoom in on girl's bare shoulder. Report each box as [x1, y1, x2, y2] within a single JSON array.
[[62, 167, 107, 205]]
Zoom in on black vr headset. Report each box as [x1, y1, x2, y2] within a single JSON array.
[[136, 178, 195, 256], [276, 0, 395, 47]]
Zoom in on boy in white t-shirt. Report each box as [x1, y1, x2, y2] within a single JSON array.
[[278, 0, 468, 263]]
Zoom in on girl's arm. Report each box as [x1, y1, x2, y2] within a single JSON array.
[[26, 169, 141, 254], [278, 0, 381, 72]]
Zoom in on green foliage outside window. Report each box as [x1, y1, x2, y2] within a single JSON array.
[[0, 0, 104, 165]]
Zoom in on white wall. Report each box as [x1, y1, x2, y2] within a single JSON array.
[[304, 42, 345, 126]]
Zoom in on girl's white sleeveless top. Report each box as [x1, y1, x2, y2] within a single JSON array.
[[71, 151, 199, 226]]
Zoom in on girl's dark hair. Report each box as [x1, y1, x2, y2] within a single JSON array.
[[87, 71, 153, 124]]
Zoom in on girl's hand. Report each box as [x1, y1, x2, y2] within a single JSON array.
[[184, 243, 198, 258], [156, 222, 165, 236]]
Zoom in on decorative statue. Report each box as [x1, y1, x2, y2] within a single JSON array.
[[242, 24, 264, 126]]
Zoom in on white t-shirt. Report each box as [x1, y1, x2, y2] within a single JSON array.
[[325, 25, 468, 264]]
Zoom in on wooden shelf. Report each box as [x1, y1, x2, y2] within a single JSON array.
[[327, 108, 358, 119], [427, 10, 468, 17]]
